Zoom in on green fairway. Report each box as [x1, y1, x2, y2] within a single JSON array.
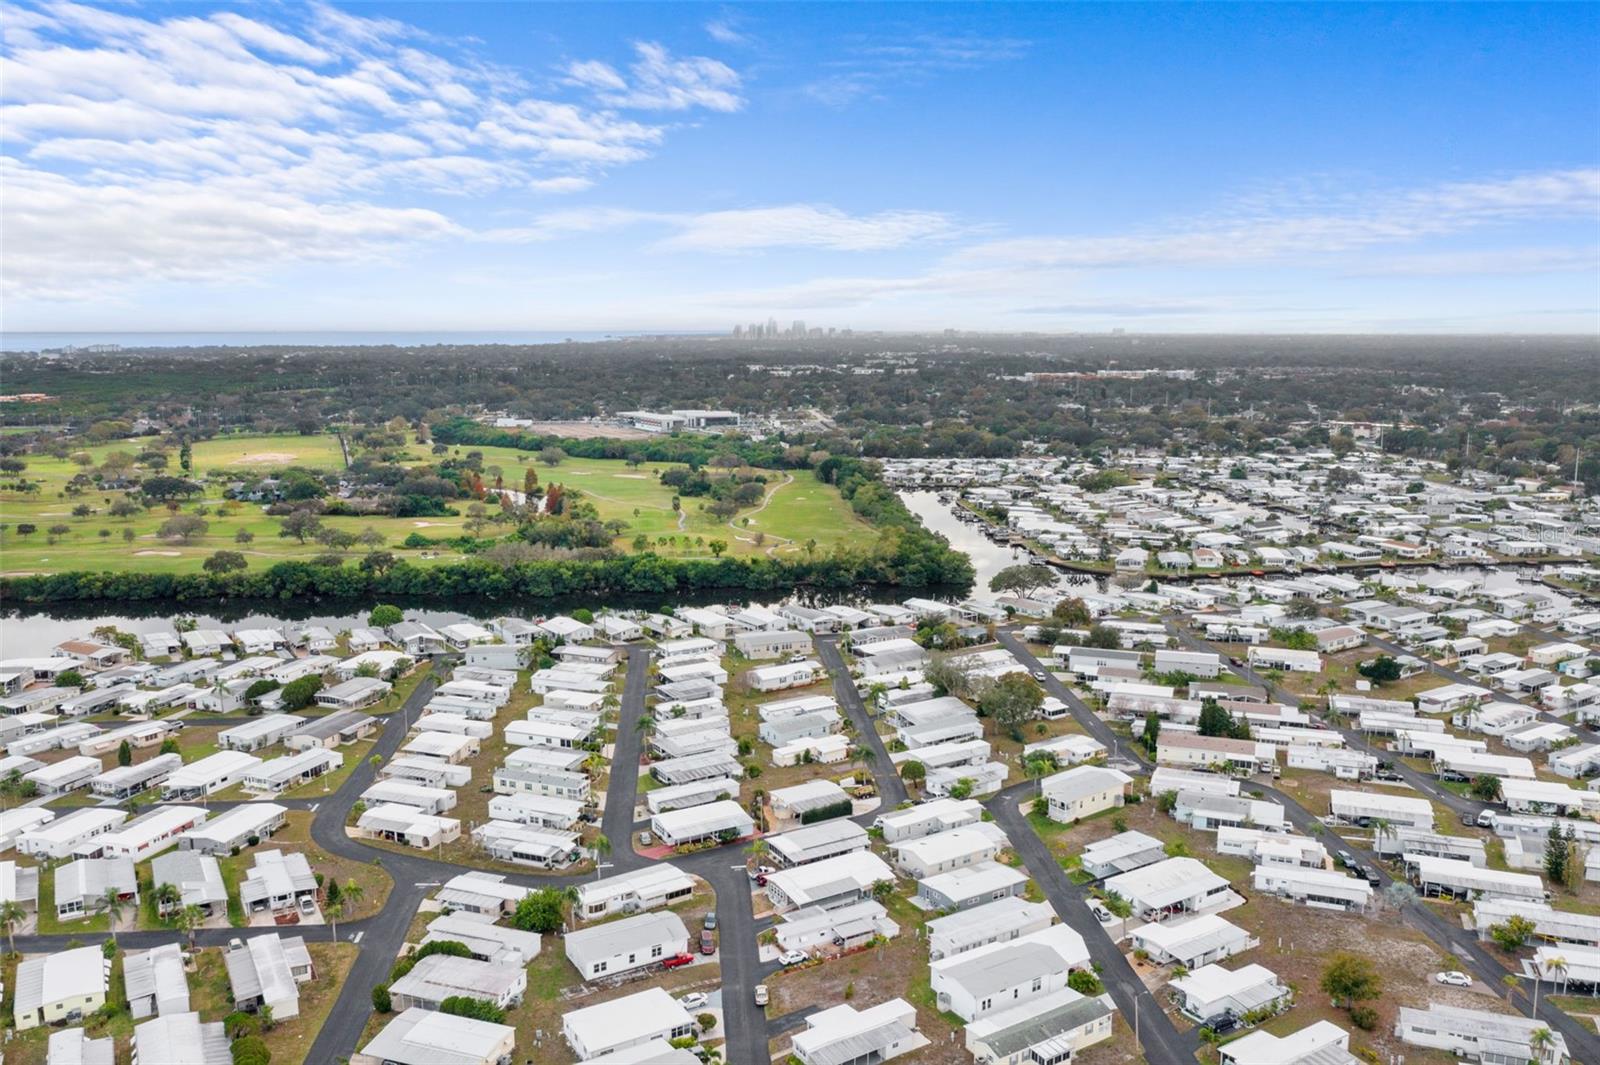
[[0, 432, 870, 575]]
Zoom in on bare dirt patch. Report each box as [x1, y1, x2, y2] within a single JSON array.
[[1228, 895, 1501, 1062], [227, 451, 299, 465]]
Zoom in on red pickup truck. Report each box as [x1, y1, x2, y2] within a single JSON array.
[[661, 953, 695, 970]]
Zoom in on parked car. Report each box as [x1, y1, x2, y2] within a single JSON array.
[[703, 912, 717, 931], [1030, 670, 1048, 681], [1087, 901, 1115, 924], [679, 992, 709, 1010], [1476, 810, 1497, 828], [754, 984, 769, 1007], [755, 874, 769, 887], [778, 949, 808, 966], [298, 895, 317, 916], [639, 831, 653, 846], [700, 929, 717, 955], [662, 953, 695, 970], [1435, 971, 1472, 987]]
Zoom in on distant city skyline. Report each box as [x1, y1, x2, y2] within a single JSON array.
[[2, 2, 1597, 334]]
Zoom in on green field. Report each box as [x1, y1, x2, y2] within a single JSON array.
[[0, 432, 870, 575]]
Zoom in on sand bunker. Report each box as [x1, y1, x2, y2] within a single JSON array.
[[227, 452, 299, 465], [411, 521, 447, 527], [134, 550, 182, 556], [613, 474, 648, 479]]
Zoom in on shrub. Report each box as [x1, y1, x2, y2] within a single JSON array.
[[1349, 1005, 1379, 1030], [799, 798, 854, 824], [371, 984, 392, 1013], [231, 1036, 271, 1065], [1067, 969, 1105, 995]]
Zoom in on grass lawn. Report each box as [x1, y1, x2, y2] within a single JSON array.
[[216, 810, 392, 927], [359, 669, 598, 873], [768, 886, 968, 1065], [1, 434, 866, 575], [0, 950, 134, 1065], [190, 941, 358, 1065], [277, 737, 375, 799]]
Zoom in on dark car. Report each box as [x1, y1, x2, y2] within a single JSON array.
[[703, 912, 717, 931]]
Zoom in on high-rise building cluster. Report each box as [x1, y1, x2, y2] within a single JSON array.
[[731, 319, 845, 339]]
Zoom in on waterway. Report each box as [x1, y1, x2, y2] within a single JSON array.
[[897, 491, 1028, 590]]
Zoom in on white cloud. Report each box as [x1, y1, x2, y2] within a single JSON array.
[[567, 42, 743, 112], [954, 169, 1600, 269], [658, 205, 958, 251], [1, 2, 744, 300], [2, 158, 460, 300], [482, 203, 961, 251], [705, 18, 753, 47], [802, 32, 1029, 106], [1342, 247, 1600, 277]]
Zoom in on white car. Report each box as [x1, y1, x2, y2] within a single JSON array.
[[678, 992, 709, 1010], [778, 949, 808, 966], [1088, 901, 1116, 924], [754, 984, 769, 1007], [1434, 971, 1472, 987]]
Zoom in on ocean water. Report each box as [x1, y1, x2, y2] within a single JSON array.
[[0, 330, 713, 353]]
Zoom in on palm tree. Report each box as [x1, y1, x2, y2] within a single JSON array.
[[154, 881, 182, 919], [591, 833, 612, 863], [635, 714, 656, 737], [1546, 955, 1569, 996], [341, 879, 364, 919], [1024, 753, 1057, 796], [744, 837, 769, 871], [258, 1003, 275, 1032], [174, 904, 205, 950], [327, 878, 360, 941], [0, 899, 26, 954], [1530, 1026, 1556, 1062], [101, 887, 126, 945], [582, 752, 606, 778], [1369, 817, 1394, 856]]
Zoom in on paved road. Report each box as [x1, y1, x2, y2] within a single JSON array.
[[601, 645, 652, 854], [1162, 623, 1491, 821], [29, 620, 1596, 1064], [816, 635, 908, 808], [1161, 622, 1600, 1061], [987, 784, 1202, 1063]]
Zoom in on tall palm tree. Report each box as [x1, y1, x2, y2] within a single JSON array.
[[101, 887, 126, 946], [174, 904, 205, 950], [0, 899, 26, 955], [1547, 955, 1569, 996], [592, 833, 612, 861], [154, 881, 182, 919], [1369, 817, 1394, 856], [340, 879, 364, 919], [744, 837, 768, 870], [1530, 1026, 1556, 1063]]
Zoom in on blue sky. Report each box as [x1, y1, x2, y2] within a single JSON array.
[[3, 1, 1597, 333]]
